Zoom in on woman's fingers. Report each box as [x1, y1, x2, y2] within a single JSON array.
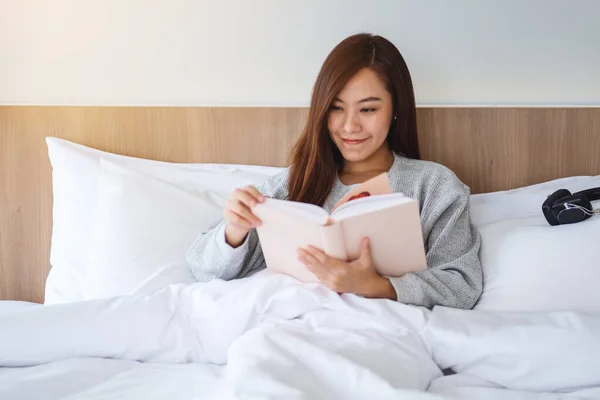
[[223, 208, 254, 231], [244, 186, 265, 203], [227, 199, 261, 227], [233, 187, 262, 208], [305, 246, 330, 264], [297, 248, 321, 267], [224, 185, 266, 232]]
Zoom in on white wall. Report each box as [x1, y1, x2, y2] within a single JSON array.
[[1, 0, 599, 106]]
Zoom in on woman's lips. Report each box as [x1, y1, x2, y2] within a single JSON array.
[[342, 138, 368, 145]]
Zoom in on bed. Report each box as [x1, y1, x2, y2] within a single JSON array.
[[1, 106, 600, 399]]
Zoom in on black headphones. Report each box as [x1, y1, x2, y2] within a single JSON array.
[[542, 188, 600, 226]]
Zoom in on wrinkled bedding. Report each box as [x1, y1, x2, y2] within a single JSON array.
[[1, 271, 598, 399]]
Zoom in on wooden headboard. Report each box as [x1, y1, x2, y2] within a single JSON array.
[[1, 106, 599, 303]]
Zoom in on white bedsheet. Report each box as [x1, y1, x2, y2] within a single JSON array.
[[1, 271, 599, 399], [0, 300, 40, 315]]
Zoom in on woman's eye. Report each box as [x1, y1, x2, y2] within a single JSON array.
[[361, 108, 376, 113], [330, 105, 343, 111]]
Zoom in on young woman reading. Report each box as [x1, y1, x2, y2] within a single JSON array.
[[186, 33, 483, 310]]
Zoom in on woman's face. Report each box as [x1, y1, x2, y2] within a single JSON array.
[[327, 67, 394, 164]]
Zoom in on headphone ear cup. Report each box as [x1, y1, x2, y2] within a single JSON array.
[[556, 193, 594, 224], [542, 189, 573, 226], [573, 193, 594, 212]]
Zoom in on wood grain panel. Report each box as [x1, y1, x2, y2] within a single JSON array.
[[418, 108, 600, 194], [1, 106, 599, 302]]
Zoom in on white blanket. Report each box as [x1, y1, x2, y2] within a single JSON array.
[[428, 374, 600, 400], [1, 271, 599, 399]]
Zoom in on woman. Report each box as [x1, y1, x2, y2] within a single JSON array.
[[186, 33, 483, 310]]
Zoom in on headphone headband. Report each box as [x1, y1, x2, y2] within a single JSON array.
[[574, 188, 600, 202]]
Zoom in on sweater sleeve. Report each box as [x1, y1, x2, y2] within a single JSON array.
[[388, 172, 483, 310], [185, 170, 289, 282]]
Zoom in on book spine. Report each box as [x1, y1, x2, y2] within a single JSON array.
[[319, 221, 348, 261]]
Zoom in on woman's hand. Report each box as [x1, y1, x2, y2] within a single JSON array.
[[297, 237, 397, 300], [224, 186, 265, 248]]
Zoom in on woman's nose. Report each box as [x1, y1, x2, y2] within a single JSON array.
[[343, 112, 361, 133]]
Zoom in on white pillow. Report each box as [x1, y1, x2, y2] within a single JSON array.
[[82, 160, 224, 300], [470, 175, 600, 313], [474, 215, 600, 313], [469, 175, 600, 226], [45, 137, 283, 304]]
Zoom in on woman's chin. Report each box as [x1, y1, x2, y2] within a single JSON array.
[[339, 149, 373, 163]]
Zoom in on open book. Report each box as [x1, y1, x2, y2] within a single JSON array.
[[252, 173, 427, 283]]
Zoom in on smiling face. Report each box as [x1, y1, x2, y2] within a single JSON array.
[[327, 67, 394, 164]]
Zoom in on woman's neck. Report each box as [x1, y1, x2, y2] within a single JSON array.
[[339, 146, 395, 185], [341, 146, 394, 175]]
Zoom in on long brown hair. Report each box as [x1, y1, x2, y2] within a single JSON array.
[[287, 33, 420, 206]]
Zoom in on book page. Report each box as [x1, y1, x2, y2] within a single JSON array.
[[256, 198, 330, 225], [331, 193, 411, 220], [331, 172, 393, 212]]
